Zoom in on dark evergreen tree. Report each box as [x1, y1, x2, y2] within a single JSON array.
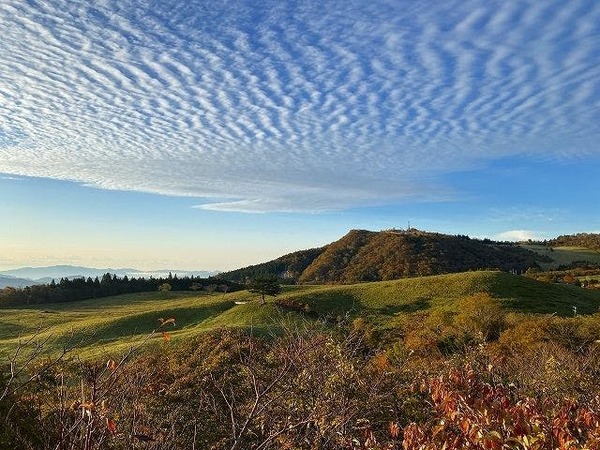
[[247, 275, 281, 305]]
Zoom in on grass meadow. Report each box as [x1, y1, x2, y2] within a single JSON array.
[[2, 270, 600, 360], [522, 244, 600, 269], [3, 271, 600, 449]]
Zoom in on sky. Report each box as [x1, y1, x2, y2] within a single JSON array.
[[1, 0, 599, 271]]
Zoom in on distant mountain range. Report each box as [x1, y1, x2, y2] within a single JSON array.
[[220, 229, 600, 284], [0, 274, 42, 289], [0, 265, 219, 289]]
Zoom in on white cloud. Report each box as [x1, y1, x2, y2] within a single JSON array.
[[495, 230, 543, 242], [0, 0, 599, 212]]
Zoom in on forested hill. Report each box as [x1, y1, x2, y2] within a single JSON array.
[[220, 229, 547, 284], [221, 247, 326, 282], [547, 233, 600, 251]]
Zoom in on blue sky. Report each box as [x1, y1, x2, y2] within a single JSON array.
[[1, 0, 599, 271]]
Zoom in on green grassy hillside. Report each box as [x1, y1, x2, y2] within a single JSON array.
[[279, 270, 600, 324], [0, 288, 314, 359], [522, 244, 600, 270], [2, 271, 599, 359]]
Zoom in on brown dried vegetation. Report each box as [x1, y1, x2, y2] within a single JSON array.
[[2, 299, 600, 449]]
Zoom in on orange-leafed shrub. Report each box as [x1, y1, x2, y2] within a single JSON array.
[[403, 365, 600, 450]]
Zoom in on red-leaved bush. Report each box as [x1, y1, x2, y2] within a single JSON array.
[[403, 364, 600, 450]]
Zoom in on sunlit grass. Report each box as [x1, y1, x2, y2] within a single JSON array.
[[2, 271, 599, 359], [522, 244, 600, 269]]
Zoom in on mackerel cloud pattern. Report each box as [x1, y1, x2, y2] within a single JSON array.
[[1, 0, 599, 211]]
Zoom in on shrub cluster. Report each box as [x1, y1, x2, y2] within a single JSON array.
[[2, 297, 600, 449]]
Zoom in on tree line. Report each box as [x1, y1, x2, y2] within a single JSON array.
[[0, 273, 243, 306]]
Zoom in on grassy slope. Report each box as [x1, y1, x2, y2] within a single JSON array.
[[522, 244, 600, 270], [280, 271, 600, 326], [0, 289, 311, 359], [2, 271, 600, 359]]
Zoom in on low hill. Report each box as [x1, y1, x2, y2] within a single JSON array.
[[2, 271, 599, 358], [521, 245, 600, 270], [518, 233, 600, 270], [294, 270, 600, 318], [547, 233, 600, 251], [221, 229, 547, 284]]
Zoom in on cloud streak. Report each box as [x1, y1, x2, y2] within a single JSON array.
[[0, 0, 599, 212]]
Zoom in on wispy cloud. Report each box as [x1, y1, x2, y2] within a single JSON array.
[[0, 0, 598, 212]]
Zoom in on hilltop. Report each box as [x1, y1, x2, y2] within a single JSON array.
[[220, 229, 548, 283]]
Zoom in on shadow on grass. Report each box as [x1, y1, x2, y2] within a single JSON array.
[[0, 321, 31, 339], [380, 297, 431, 314], [502, 292, 600, 316], [301, 292, 361, 316], [54, 301, 236, 349]]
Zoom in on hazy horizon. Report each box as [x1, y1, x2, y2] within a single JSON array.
[[2, 0, 599, 271]]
